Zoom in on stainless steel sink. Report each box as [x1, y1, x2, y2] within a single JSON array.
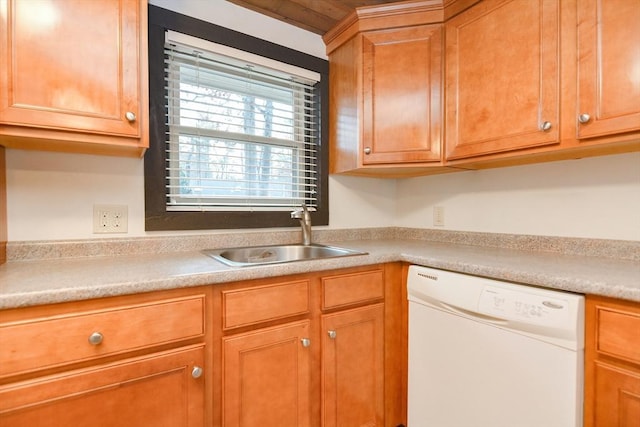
[[203, 243, 367, 267]]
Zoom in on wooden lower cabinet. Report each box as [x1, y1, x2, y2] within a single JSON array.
[[0, 346, 205, 427], [321, 304, 384, 427], [222, 320, 312, 427], [0, 146, 6, 264], [0, 287, 211, 427], [591, 363, 640, 427], [215, 263, 406, 427], [584, 295, 640, 427]]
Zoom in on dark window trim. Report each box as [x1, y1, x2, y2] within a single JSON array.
[[145, 5, 329, 231]]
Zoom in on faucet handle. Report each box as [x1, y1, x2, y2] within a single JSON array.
[[291, 204, 314, 219]]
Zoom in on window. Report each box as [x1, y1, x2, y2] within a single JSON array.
[[145, 6, 329, 231]]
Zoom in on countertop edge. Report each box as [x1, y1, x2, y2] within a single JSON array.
[[1, 240, 639, 309]]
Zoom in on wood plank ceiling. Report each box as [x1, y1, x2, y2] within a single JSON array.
[[225, 0, 409, 35]]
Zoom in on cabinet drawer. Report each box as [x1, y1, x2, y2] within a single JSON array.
[[0, 295, 205, 377], [596, 306, 640, 364], [223, 280, 310, 330], [322, 269, 384, 310], [0, 345, 205, 425]]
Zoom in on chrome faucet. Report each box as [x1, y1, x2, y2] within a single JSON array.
[[291, 204, 312, 246]]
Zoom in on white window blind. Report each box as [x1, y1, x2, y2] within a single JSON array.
[[164, 31, 320, 211]]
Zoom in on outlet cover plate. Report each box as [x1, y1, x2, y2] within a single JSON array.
[[93, 204, 128, 234]]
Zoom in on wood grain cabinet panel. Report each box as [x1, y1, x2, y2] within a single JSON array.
[[592, 362, 640, 427], [596, 306, 640, 364], [322, 268, 384, 309], [0, 346, 205, 427], [222, 320, 312, 427], [0, 146, 5, 265], [576, 0, 640, 140], [585, 295, 640, 427], [445, 0, 560, 160], [361, 25, 443, 165], [0, 294, 205, 378], [321, 303, 384, 427], [222, 280, 310, 330], [0, 0, 148, 156]]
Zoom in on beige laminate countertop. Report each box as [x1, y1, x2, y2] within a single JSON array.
[[1, 238, 639, 309]]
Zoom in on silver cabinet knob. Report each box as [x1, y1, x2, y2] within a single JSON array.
[[125, 111, 136, 122], [540, 121, 552, 131], [364, 147, 371, 155], [88, 332, 104, 345], [328, 330, 337, 339], [578, 113, 591, 124], [300, 338, 311, 348], [191, 366, 203, 379]]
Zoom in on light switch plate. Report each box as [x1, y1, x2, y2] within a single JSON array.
[[433, 206, 445, 227]]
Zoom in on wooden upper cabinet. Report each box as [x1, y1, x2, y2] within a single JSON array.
[[576, 0, 640, 140], [361, 25, 442, 166], [0, 0, 148, 157], [324, 1, 453, 177], [445, 0, 560, 160]]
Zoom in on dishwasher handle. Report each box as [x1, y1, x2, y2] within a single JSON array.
[[437, 301, 509, 325]]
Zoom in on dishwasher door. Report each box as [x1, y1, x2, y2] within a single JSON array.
[[407, 265, 584, 427]]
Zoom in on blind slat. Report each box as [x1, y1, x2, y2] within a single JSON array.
[[164, 35, 319, 211]]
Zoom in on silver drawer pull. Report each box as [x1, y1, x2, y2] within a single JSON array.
[[328, 330, 337, 339], [125, 111, 136, 122], [301, 338, 311, 348], [88, 332, 104, 346], [578, 113, 591, 124], [191, 366, 203, 379]]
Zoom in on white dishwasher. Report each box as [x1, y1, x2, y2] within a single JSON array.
[[407, 265, 584, 427]]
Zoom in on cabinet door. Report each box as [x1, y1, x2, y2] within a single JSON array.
[[445, 0, 559, 160], [585, 295, 640, 427], [0, 146, 5, 265], [0, 0, 142, 139], [222, 320, 311, 427], [0, 346, 205, 427], [576, 0, 640, 139], [361, 24, 442, 164], [321, 303, 384, 427], [592, 362, 640, 427]]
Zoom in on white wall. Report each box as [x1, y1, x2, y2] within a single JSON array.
[[396, 152, 640, 241], [4, 1, 640, 242], [4, 149, 397, 240], [7, 149, 638, 241]]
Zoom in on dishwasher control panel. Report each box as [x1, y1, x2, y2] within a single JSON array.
[[478, 286, 570, 326]]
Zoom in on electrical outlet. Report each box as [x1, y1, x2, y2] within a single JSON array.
[[433, 206, 445, 227], [93, 204, 128, 234]]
